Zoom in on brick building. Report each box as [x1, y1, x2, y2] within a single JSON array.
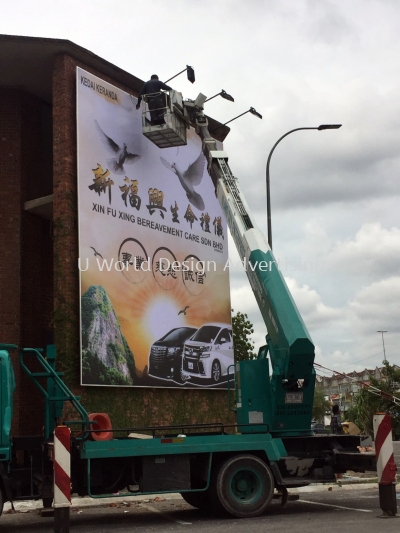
[[0, 34, 232, 436]]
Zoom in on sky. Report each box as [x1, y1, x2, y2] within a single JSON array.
[[2, 0, 399, 375]]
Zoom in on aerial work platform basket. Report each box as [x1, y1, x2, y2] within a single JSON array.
[[141, 90, 188, 148]]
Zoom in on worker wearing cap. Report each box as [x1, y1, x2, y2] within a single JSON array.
[[136, 75, 172, 125]]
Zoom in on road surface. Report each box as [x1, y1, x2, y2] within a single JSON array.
[[1, 484, 399, 533]]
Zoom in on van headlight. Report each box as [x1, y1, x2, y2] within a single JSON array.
[[167, 347, 179, 356], [199, 345, 212, 358]]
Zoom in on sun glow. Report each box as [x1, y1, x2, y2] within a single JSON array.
[[145, 296, 186, 342]]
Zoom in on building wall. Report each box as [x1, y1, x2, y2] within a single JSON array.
[[51, 54, 235, 430], [0, 89, 53, 436]]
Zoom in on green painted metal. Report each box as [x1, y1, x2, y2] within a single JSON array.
[[227, 364, 236, 412], [45, 345, 65, 437], [235, 248, 315, 437], [235, 358, 272, 433], [19, 346, 90, 439], [0, 345, 16, 461], [79, 432, 286, 461], [86, 453, 213, 499]]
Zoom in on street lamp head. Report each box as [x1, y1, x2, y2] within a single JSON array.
[[318, 124, 342, 130], [220, 90, 234, 102], [250, 107, 262, 119], [218, 106, 264, 128], [205, 90, 235, 103], [164, 65, 195, 84], [186, 65, 195, 84]]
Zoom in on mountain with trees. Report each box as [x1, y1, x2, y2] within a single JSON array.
[[81, 285, 136, 385]]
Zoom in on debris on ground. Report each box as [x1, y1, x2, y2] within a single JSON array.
[[357, 446, 374, 452]]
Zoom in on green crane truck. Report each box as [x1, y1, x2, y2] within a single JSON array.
[[0, 92, 375, 521]]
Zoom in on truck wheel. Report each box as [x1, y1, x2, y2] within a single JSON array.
[[213, 455, 274, 517], [211, 360, 221, 384], [180, 490, 210, 510]]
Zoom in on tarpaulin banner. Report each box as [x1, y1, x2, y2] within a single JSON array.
[[77, 67, 232, 389]]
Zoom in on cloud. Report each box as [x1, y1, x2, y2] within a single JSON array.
[[231, 285, 259, 316], [350, 276, 400, 334], [285, 277, 343, 329], [327, 223, 400, 280]]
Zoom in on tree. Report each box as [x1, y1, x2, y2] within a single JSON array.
[[312, 386, 331, 422], [231, 309, 257, 362], [345, 361, 400, 440]]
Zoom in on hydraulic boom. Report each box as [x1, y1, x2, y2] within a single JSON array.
[[167, 100, 315, 436]]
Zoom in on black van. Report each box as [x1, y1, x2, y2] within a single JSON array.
[[148, 327, 197, 383]]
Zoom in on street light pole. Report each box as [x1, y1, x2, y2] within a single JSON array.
[[265, 124, 342, 250], [377, 330, 388, 362]]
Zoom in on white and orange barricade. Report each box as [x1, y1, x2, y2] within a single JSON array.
[[53, 425, 71, 532], [373, 412, 398, 517]]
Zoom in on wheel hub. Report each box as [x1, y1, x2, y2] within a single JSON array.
[[237, 478, 249, 491], [231, 469, 261, 503]]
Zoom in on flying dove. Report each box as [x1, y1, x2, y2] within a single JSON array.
[[94, 120, 141, 175], [160, 152, 206, 211]]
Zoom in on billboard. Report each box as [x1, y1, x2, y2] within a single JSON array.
[[77, 68, 232, 388]]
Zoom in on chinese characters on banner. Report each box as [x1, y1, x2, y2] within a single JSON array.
[[77, 68, 232, 389]]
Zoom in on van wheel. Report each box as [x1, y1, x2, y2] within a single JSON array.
[[211, 360, 221, 384], [212, 455, 274, 517]]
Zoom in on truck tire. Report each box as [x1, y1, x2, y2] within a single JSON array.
[[212, 454, 274, 518], [211, 360, 221, 384], [180, 490, 210, 510], [0, 488, 3, 517]]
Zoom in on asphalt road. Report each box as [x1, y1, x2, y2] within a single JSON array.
[[1, 485, 399, 533]]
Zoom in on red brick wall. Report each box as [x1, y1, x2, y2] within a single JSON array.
[[0, 90, 23, 433], [0, 90, 54, 435]]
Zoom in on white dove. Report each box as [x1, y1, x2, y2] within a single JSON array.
[[160, 152, 206, 211], [94, 120, 141, 175]]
